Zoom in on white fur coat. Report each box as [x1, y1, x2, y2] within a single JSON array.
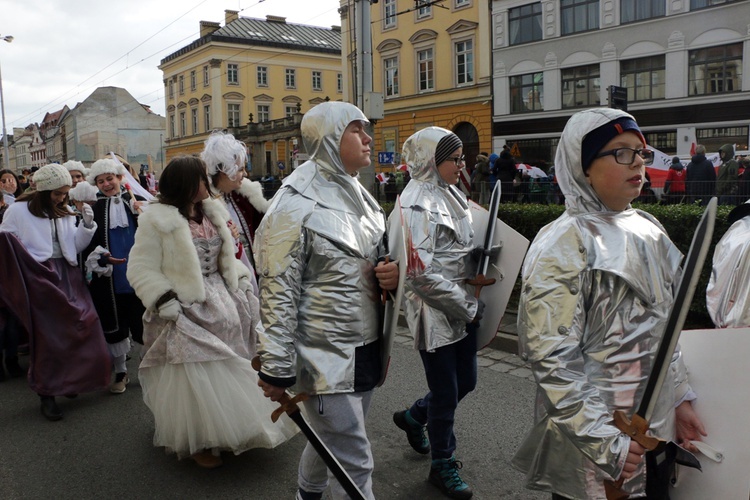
[[237, 178, 270, 213], [126, 197, 251, 310]]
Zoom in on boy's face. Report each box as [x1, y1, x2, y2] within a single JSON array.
[[586, 131, 646, 211], [339, 120, 372, 175], [95, 173, 123, 197], [215, 168, 244, 194], [437, 147, 464, 185]]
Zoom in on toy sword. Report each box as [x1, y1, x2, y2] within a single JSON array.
[[251, 357, 366, 500], [605, 197, 717, 499], [467, 180, 502, 297]]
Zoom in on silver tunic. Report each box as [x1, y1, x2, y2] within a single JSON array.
[[512, 108, 692, 499], [254, 102, 386, 395], [397, 127, 478, 352], [706, 202, 750, 328]]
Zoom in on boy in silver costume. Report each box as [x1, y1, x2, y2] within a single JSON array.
[[513, 108, 706, 499], [255, 101, 398, 500]]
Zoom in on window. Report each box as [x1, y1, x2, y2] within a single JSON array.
[[179, 75, 184, 94], [560, 0, 599, 35], [621, 0, 664, 23], [168, 80, 174, 99], [510, 72, 544, 113], [455, 0, 470, 6], [562, 64, 601, 108], [509, 3, 542, 46], [620, 55, 665, 102], [384, 0, 397, 29], [285, 105, 297, 117], [384, 57, 399, 97], [204, 105, 211, 131], [257, 66, 268, 87], [203, 65, 209, 87], [180, 112, 186, 136], [417, 48, 434, 92], [257, 105, 270, 123], [312, 71, 322, 91], [228, 103, 240, 127], [337, 73, 343, 93], [227, 63, 239, 85], [285, 68, 296, 89], [190, 70, 196, 91], [455, 40, 474, 85], [417, 0, 432, 18], [689, 43, 742, 95], [644, 131, 677, 153], [191, 108, 198, 134], [169, 115, 175, 138], [691, 0, 743, 9]]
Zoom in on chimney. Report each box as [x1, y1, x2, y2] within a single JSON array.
[[200, 20, 221, 38], [266, 15, 287, 24], [225, 10, 239, 25]]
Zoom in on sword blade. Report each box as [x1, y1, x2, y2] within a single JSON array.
[[286, 408, 366, 500], [478, 181, 502, 276], [639, 198, 717, 422]]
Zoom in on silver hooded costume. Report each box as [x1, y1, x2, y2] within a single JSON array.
[[398, 127, 478, 352], [512, 108, 692, 499], [706, 201, 750, 328], [254, 102, 386, 395]]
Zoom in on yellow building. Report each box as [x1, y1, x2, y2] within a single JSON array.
[[159, 10, 343, 176], [340, 0, 493, 174]]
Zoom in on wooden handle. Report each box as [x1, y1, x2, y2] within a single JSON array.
[[603, 411, 665, 499], [251, 356, 309, 422], [467, 274, 496, 298]]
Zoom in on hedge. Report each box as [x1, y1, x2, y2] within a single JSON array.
[[382, 201, 734, 329]]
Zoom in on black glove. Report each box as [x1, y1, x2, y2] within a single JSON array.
[[473, 298, 485, 323]]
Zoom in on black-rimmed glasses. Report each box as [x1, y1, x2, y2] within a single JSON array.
[[447, 155, 465, 165], [595, 147, 654, 166]]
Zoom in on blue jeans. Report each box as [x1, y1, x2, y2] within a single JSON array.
[[409, 326, 478, 459]]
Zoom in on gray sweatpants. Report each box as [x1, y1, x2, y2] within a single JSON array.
[[298, 391, 375, 499]]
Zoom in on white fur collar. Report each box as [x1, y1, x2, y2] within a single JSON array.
[[237, 179, 270, 213]]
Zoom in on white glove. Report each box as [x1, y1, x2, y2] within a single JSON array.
[[158, 298, 181, 321], [81, 203, 95, 228], [238, 276, 252, 294]]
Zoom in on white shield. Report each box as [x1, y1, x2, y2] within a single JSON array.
[[468, 200, 529, 350], [670, 327, 750, 499]]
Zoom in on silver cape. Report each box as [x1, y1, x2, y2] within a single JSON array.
[[512, 108, 692, 499], [397, 127, 478, 352], [706, 201, 750, 328], [254, 102, 386, 395]]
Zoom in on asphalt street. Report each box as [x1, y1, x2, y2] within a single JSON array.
[[0, 325, 545, 500]]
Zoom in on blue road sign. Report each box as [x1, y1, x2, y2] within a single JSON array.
[[378, 152, 395, 164]]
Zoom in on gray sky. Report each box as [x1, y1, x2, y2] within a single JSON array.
[[0, 0, 341, 130]]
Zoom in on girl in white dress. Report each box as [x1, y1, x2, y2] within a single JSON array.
[[126, 156, 296, 468]]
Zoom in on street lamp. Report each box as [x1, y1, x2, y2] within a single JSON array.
[[0, 34, 13, 170]]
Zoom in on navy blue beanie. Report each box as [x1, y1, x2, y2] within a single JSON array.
[[581, 117, 646, 172]]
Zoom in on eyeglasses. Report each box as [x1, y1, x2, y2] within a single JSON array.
[[447, 155, 465, 165], [595, 147, 654, 166]]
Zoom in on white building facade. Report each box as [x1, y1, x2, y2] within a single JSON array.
[[491, 0, 750, 163]]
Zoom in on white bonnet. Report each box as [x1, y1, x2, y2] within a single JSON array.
[[88, 158, 127, 185]]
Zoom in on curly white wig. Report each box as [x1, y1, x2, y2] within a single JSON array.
[[87, 158, 128, 185], [200, 131, 247, 181], [62, 160, 90, 176]]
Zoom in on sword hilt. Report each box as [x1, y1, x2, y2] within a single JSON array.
[[603, 411, 666, 499], [467, 274, 496, 298], [251, 356, 310, 422]]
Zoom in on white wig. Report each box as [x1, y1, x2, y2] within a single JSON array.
[[200, 131, 247, 181], [62, 160, 90, 176]]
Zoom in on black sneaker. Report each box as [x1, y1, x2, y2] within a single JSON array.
[[429, 456, 473, 499], [296, 488, 323, 500], [393, 409, 430, 454]]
